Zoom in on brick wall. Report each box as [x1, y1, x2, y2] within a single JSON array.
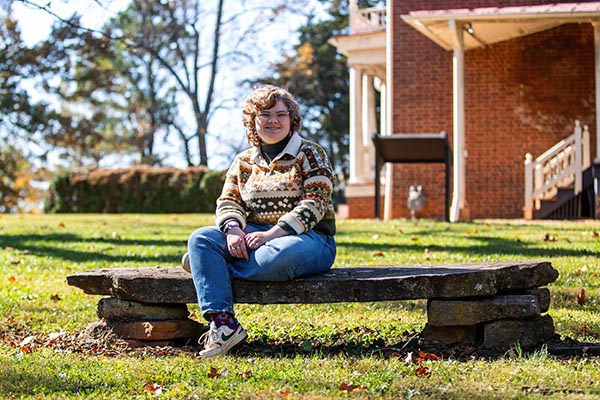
[[389, 0, 596, 219], [346, 195, 380, 219], [390, 164, 448, 219]]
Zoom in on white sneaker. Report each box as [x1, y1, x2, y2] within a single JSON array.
[[198, 321, 247, 358], [181, 252, 190, 272]]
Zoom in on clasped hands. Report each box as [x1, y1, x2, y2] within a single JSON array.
[[226, 226, 287, 260]]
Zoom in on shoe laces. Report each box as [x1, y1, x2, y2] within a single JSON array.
[[199, 327, 219, 348]]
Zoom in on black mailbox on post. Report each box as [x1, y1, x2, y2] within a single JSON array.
[[372, 132, 452, 221]]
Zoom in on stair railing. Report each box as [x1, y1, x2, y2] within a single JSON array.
[[524, 120, 590, 220], [349, 1, 386, 34]]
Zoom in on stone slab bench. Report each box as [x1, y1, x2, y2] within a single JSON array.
[[67, 261, 559, 350]]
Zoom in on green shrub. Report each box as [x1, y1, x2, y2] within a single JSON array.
[[44, 166, 226, 213]]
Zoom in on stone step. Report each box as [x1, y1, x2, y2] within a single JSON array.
[[427, 294, 542, 326], [97, 298, 190, 321], [502, 287, 551, 313], [423, 315, 556, 349], [104, 319, 203, 341], [483, 315, 555, 349], [67, 261, 558, 304]]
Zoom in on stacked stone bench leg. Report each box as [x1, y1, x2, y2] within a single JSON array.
[[424, 287, 555, 349], [86, 298, 203, 346], [67, 261, 559, 350]]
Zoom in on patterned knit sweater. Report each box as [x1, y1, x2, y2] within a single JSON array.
[[215, 133, 336, 236]]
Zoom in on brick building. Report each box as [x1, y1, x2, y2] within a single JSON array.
[[330, 1, 600, 221]]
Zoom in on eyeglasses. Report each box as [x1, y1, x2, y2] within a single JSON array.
[[258, 111, 289, 121]]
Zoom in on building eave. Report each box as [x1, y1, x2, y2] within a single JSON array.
[[401, 2, 600, 51]]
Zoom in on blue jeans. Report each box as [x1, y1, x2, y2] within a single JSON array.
[[187, 223, 336, 320]]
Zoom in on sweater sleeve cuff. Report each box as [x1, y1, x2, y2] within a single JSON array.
[[276, 221, 296, 235], [277, 214, 305, 234], [215, 214, 246, 231], [219, 218, 239, 233]]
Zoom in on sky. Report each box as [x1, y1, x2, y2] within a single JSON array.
[[12, 0, 129, 46], [9, 0, 324, 170]]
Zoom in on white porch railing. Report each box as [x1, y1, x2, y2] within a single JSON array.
[[349, 4, 386, 34], [524, 120, 591, 219]]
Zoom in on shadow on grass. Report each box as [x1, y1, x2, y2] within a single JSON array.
[[229, 336, 600, 360], [0, 233, 186, 264], [337, 234, 597, 259], [3, 227, 594, 264]]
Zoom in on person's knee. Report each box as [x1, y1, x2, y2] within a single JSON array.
[[189, 226, 218, 247], [242, 260, 295, 281]]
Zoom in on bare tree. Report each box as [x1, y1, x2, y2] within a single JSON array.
[[9, 0, 312, 167], [123, 0, 309, 166]]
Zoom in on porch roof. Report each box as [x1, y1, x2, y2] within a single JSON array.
[[401, 2, 600, 51]]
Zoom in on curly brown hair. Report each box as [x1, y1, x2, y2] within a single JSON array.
[[242, 85, 302, 147]]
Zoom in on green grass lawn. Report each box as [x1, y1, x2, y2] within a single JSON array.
[[1, 214, 599, 399]]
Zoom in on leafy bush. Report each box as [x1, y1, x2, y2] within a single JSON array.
[[44, 166, 226, 213]]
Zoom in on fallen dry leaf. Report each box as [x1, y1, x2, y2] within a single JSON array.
[[50, 294, 62, 301], [8, 276, 16, 283], [592, 231, 599, 238], [339, 382, 366, 393], [372, 251, 384, 257], [576, 266, 588, 274], [579, 325, 591, 335], [417, 350, 440, 362], [143, 383, 163, 396], [58, 222, 66, 228], [415, 365, 431, 377], [20, 335, 36, 354], [577, 288, 586, 305], [208, 367, 228, 378], [240, 370, 252, 378], [141, 322, 155, 337], [411, 237, 419, 242], [20, 345, 34, 354], [20, 335, 35, 347]]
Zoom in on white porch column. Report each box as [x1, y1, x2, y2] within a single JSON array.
[[349, 67, 366, 183], [594, 23, 600, 163], [374, 77, 387, 137], [384, 4, 394, 220], [449, 19, 467, 222], [362, 73, 377, 181], [375, 77, 394, 220]]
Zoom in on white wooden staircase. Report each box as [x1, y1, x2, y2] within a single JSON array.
[[524, 120, 593, 220]]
